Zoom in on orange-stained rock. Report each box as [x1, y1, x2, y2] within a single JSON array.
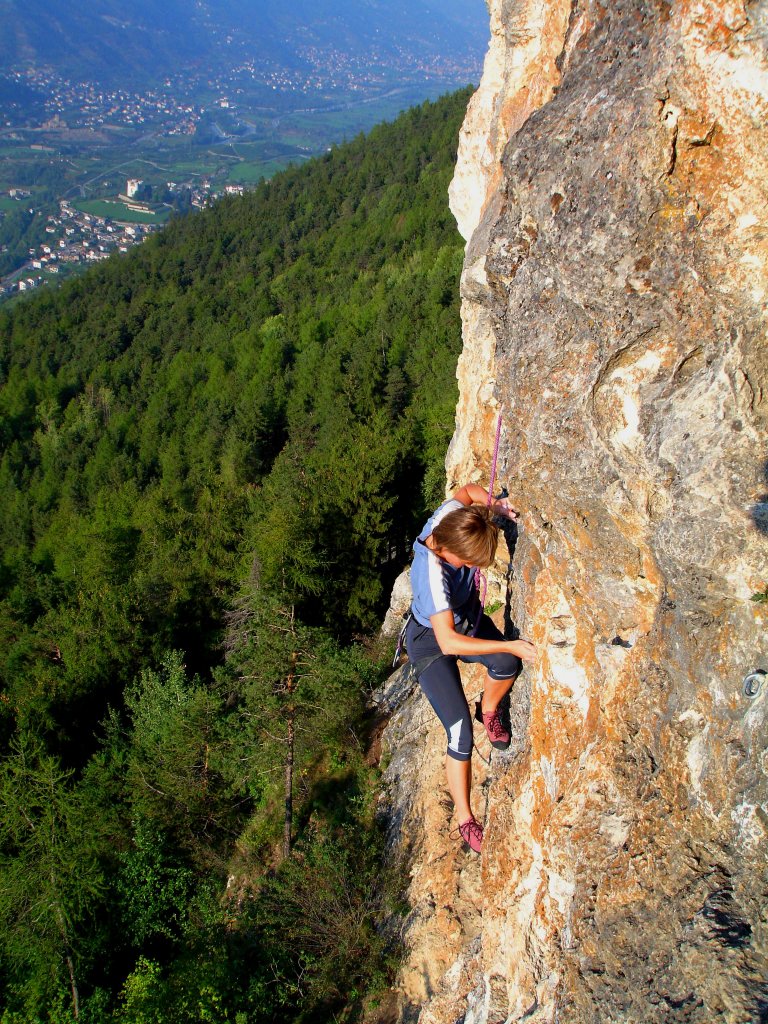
[[380, 0, 768, 1021]]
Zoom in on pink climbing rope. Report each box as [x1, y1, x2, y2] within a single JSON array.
[[472, 412, 503, 635], [486, 411, 503, 509]]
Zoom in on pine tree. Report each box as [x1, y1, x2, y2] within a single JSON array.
[[0, 735, 108, 1018], [224, 566, 363, 858]]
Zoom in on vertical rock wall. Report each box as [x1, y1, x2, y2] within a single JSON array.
[[382, 1, 768, 1021]]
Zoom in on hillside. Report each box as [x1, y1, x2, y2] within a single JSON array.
[[0, 88, 470, 1023], [1, 0, 204, 84]]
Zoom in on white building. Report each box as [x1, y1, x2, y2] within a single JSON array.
[[126, 178, 144, 198]]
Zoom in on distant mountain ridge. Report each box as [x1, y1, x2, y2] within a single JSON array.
[[0, 0, 487, 88], [1, 0, 205, 85]]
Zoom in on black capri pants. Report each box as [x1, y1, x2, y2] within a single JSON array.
[[405, 614, 522, 761]]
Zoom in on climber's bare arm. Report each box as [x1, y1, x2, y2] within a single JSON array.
[[452, 484, 519, 521], [430, 609, 537, 661]]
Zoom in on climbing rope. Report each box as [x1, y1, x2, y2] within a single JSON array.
[[487, 410, 503, 508], [472, 412, 503, 636]]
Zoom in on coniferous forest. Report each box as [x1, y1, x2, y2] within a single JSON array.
[[0, 89, 471, 1023]]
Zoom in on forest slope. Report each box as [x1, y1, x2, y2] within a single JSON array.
[[0, 87, 471, 1024]]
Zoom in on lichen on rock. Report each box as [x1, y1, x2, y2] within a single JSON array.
[[381, 1, 768, 1021]]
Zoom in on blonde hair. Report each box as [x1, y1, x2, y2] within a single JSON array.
[[432, 504, 499, 568]]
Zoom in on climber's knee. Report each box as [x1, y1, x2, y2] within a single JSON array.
[[487, 653, 522, 681], [445, 712, 474, 761]]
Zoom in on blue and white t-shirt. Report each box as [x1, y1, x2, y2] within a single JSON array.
[[410, 499, 479, 627]]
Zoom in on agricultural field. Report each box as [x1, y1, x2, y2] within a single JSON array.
[[226, 159, 303, 183], [73, 198, 172, 224]]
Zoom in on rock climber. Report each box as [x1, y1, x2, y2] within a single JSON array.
[[405, 483, 536, 852]]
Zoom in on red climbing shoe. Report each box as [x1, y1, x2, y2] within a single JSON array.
[[458, 815, 484, 853], [475, 699, 511, 750]]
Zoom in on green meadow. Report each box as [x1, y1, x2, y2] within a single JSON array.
[[73, 198, 172, 223]]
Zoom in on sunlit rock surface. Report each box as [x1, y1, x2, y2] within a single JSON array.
[[381, 1, 768, 1021]]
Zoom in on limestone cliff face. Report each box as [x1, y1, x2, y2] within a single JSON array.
[[380, 1, 768, 1021]]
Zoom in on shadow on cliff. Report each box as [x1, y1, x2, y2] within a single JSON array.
[[497, 516, 524, 738], [751, 458, 768, 535], [499, 516, 522, 641]]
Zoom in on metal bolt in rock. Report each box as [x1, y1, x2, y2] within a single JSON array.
[[743, 670, 766, 699]]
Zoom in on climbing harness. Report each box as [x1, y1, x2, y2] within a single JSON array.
[[393, 610, 477, 674]]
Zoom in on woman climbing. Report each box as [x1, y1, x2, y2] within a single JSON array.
[[405, 483, 536, 852]]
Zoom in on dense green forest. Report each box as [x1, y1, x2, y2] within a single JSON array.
[[0, 88, 471, 1022]]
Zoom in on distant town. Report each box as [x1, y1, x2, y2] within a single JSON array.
[[2, 42, 480, 135], [3, 68, 198, 136], [0, 177, 247, 299], [0, 35, 483, 301]]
